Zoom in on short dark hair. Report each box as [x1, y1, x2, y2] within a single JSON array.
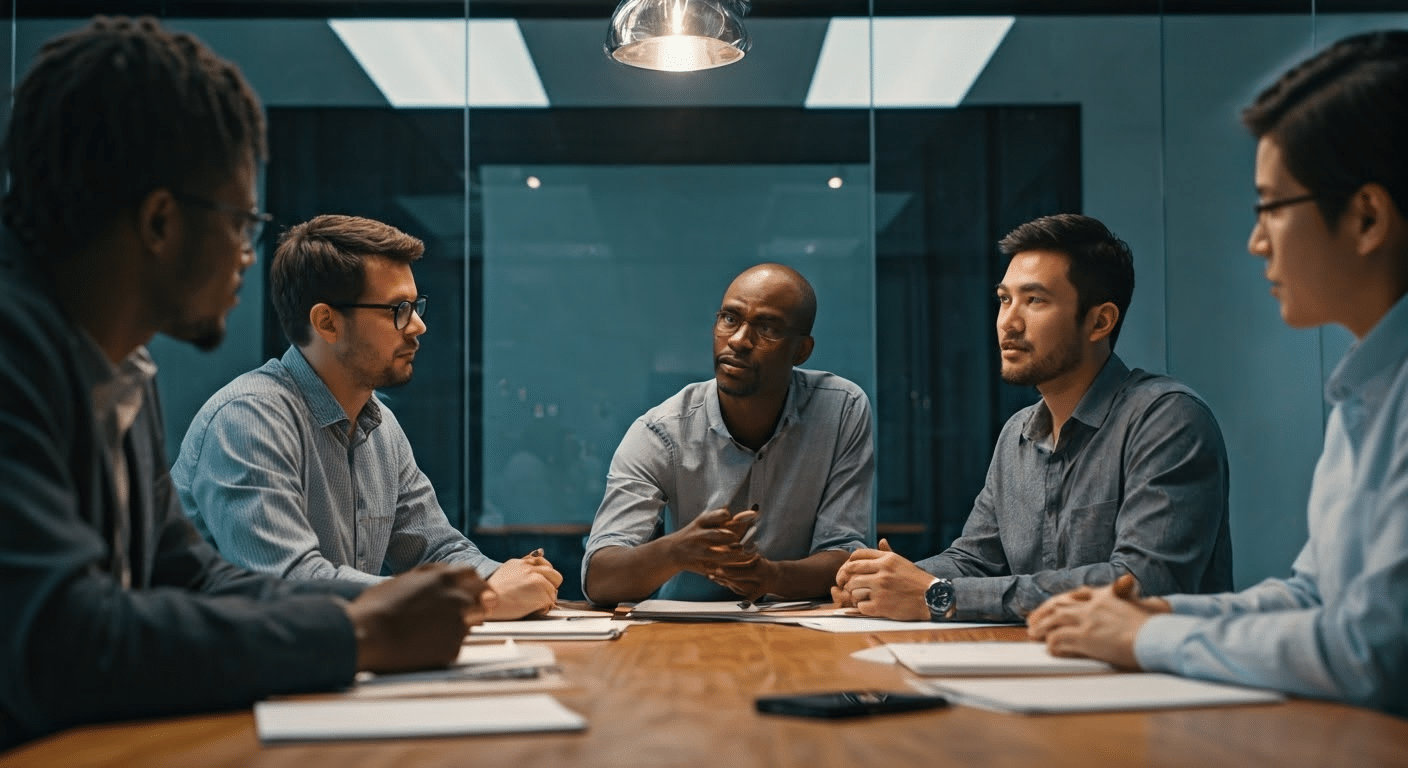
[[2, 16, 266, 260], [998, 214, 1135, 349], [271, 215, 425, 346], [1242, 30, 1408, 226]]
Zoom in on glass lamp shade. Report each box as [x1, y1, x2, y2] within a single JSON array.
[[605, 0, 752, 72]]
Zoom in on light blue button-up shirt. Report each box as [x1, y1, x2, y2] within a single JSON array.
[[173, 346, 498, 584], [583, 368, 873, 602], [1135, 295, 1408, 715]]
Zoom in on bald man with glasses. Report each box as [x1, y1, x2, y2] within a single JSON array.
[[582, 263, 874, 605], [173, 214, 562, 620]]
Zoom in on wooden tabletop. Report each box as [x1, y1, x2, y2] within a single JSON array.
[[4, 621, 1406, 768]]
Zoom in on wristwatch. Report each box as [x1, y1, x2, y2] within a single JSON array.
[[924, 578, 956, 620]]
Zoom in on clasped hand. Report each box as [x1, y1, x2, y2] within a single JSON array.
[[831, 539, 933, 621], [1025, 573, 1172, 670], [670, 506, 776, 600]]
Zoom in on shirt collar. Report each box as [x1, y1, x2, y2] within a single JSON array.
[[1326, 293, 1408, 406], [706, 369, 803, 440], [282, 345, 382, 431], [1021, 353, 1130, 442], [77, 332, 157, 433]]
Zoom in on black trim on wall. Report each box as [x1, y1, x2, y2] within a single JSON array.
[[12, 0, 1391, 18]]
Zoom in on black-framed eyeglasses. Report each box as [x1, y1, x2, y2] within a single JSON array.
[[1254, 192, 1318, 217], [172, 191, 274, 247], [329, 296, 428, 330], [714, 310, 798, 344]]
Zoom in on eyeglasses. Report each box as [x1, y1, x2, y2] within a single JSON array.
[[1254, 192, 1318, 217], [329, 296, 428, 330], [173, 191, 274, 248], [714, 310, 798, 344]]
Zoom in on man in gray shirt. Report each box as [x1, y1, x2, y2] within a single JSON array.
[[835, 214, 1232, 622], [174, 215, 561, 619], [583, 264, 873, 604]]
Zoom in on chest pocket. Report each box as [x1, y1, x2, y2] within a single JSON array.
[[1057, 499, 1118, 565]]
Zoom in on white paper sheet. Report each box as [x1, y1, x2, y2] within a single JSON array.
[[469, 617, 625, 639], [919, 673, 1285, 714], [798, 617, 1011, 634], [883, 641, 1113, 675], [255, 693, 586, 742]]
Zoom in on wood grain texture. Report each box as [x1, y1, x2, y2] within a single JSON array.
[[3, 623, 1405, 768]]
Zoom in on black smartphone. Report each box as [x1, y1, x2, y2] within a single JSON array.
[[755, 690, 949, 719]]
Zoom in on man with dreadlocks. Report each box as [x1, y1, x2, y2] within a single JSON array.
[[0, 17, 496, 750]]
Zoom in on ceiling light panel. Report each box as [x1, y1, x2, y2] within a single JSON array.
[[330, 19, 550, 108], [806, 17, 1014, 108]]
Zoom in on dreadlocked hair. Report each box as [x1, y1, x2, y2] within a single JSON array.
[[1, 15, 267, 260]]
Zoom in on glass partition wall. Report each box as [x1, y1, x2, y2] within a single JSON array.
[[10, 3, 1403, 598]]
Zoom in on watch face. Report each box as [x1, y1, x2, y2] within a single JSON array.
[[925, 579, 953, 614]]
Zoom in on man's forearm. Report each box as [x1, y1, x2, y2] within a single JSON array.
[[583, 541, 682, 605], [769, 550, 850, 599]]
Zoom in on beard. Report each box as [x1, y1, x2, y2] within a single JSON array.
[[1000, 335, 1082, 387], [338, 343, 415, 391], [715, 357, 760, 397], [167, 316, 226, 352]]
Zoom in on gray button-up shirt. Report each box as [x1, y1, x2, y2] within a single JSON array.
[[917, 354, 1232, 621], [583, 368, 874, 602], [173, 346, 498, 584]]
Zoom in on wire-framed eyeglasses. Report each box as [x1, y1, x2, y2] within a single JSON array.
[[172, 191, 273, 248], [713, 310, 799, 344]]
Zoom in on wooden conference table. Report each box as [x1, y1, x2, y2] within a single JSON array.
[[4, 620, 1406, 768]]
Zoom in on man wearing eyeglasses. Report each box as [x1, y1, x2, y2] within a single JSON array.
[[1029, 30, 1408, 717], [582, 263, 873, 604], [173, 214, 561, 620], [0, 19, 492, 751]]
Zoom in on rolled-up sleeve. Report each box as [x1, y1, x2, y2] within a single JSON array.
[[580, 418, 673, 600], [809, 389, 872, 554]]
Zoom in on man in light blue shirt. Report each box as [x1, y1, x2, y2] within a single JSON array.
[[1029, 30, 1408, 716], [174, 214, 561, 619], [582, 264, 873, 604]]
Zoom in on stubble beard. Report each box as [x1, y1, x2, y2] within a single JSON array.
[[1000, 337, 1082, 388]]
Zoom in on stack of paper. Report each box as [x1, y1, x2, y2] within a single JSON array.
[[883, 641, 1114, 676], [626, 599, 838, 623], [255, 693, 586, 742], [918, 673, 1285, 714], [348, 641, 564, 698], [469, 617, 626, 641]]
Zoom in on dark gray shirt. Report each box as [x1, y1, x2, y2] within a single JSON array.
[[583, 368, 874, 602], [917, 354, 1232, 622]]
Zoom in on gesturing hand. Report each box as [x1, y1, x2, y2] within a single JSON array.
[[668, 507, 751, 574], [344, 563, 496, 673]]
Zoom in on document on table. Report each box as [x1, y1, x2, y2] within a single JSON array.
[[347, 642, 566, 699], [881, 641, 1114, 676], [799, 617, 1011, 634], [915, 673, 1285, 714], [469, 617, 627, 640], [627, 599, 842, 622], [255, 693, 586, 742]]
